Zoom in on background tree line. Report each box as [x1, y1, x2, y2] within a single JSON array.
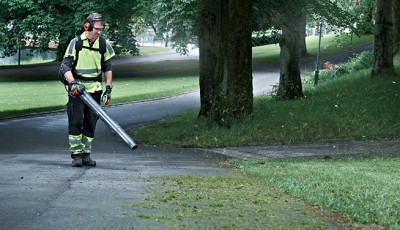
[[0, 0, 138, 59], [1, 0, 399, 127]]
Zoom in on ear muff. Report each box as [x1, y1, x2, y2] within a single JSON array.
[[84, 17, 94, 31]]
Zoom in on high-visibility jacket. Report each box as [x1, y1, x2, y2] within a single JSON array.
[[64, 32, 115, 93]]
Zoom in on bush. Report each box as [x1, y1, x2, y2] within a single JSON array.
[[302, 51, 374, 85], [340, 51, 374, 72]]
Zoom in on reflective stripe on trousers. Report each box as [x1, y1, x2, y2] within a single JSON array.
[[69, 134, 94, 154]]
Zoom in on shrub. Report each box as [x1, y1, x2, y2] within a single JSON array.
[[302, 51, 374, 86]]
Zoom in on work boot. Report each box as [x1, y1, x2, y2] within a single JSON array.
[[72, 158, 83, 167], [82, 154, 96, 166]]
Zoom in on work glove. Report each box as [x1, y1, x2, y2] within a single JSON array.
[[102, 85, 112, 105], [68, 81, 85, 96]]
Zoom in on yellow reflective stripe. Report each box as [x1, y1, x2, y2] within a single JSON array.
[[105, 42, 115, 60], [69, 135, 81, 144], [82, 135, 94, 143], [75, 45, 102, 78], [81, 135, 94, 154], [67, 39, 76, 56], [80, 81, 102, 93], [69, 134, 84, 154], [64, 39, 77, 58], [67, 32, 115, 80], [75, 68, 101, 75]]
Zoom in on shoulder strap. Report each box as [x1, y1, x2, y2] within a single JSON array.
[[99, 36, 106, 68], [73, 36, 107, 74], [75, 36, 83, 52], [73, 36, 82, 70], [99, 36, 106, 54]]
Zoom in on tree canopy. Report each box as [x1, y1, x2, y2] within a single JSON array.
[[0, 0, 139, 59]]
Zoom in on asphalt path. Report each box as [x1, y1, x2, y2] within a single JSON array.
[[0, 44, 376, 229]]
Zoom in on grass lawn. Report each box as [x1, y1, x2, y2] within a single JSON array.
[[252, 33, 374, 64], [135, 62, 400, 147], [231, 157, 400, 228], [0, 58, 199, 118]]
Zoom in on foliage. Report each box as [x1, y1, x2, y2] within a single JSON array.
[[252, 0, 375, 51], [0, 0, 139, 59], [303, 50, 374, 85], [0, 0, 58, 56], [347, 0, 376, 35], [252, 30, 281, 47], [134, 0, 199, 54], [106, 1, 139, 56], [0, 0, 378, 59], [339, 51, 374, 72], [253, 0, 353, 33], [133, 0, 357, 54]]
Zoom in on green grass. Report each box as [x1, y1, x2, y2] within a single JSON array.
[[252, 34, 374, 64], [138, 46, 172, 55], [0, 75, 199, 118], [124, 174, 345, 229], [231, 157, 400, 228], [135, 59, 400, 147], [0, 59, 199, 118]]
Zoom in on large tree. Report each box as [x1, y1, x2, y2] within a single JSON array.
[[277, 6, 304, 99], [198, 0, 220, 117], [138, 0, 253, 126], [372, 0, 395, 77], [394, 0, 400, 53], [207, 0, 253, 127]]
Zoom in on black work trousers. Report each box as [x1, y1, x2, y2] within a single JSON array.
[[67, 91, 102, 138]]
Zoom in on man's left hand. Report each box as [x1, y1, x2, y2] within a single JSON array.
[[102, 85, 112, 105]]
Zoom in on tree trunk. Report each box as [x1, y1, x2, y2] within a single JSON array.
[[164, 33, 169, 47], [394, 0, 400, 53], [208, 0, 253, 127], [198, 0, 221, 117], [372, 0, 395, 77], [299, 10, 308, 58], [277, 10, 304, 100]]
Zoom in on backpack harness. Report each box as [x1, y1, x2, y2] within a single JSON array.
[[60, 36, 106, 85], [73, 35, 106, 82]]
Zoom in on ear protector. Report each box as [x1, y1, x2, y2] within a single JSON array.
[[83, 16, 104, 31], [83, 17, 94, 31]]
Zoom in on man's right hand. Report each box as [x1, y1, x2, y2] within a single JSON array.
[[68, 81, 85, 96]]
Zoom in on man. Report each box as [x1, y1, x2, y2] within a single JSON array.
[[59, 13, 115, 167]]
